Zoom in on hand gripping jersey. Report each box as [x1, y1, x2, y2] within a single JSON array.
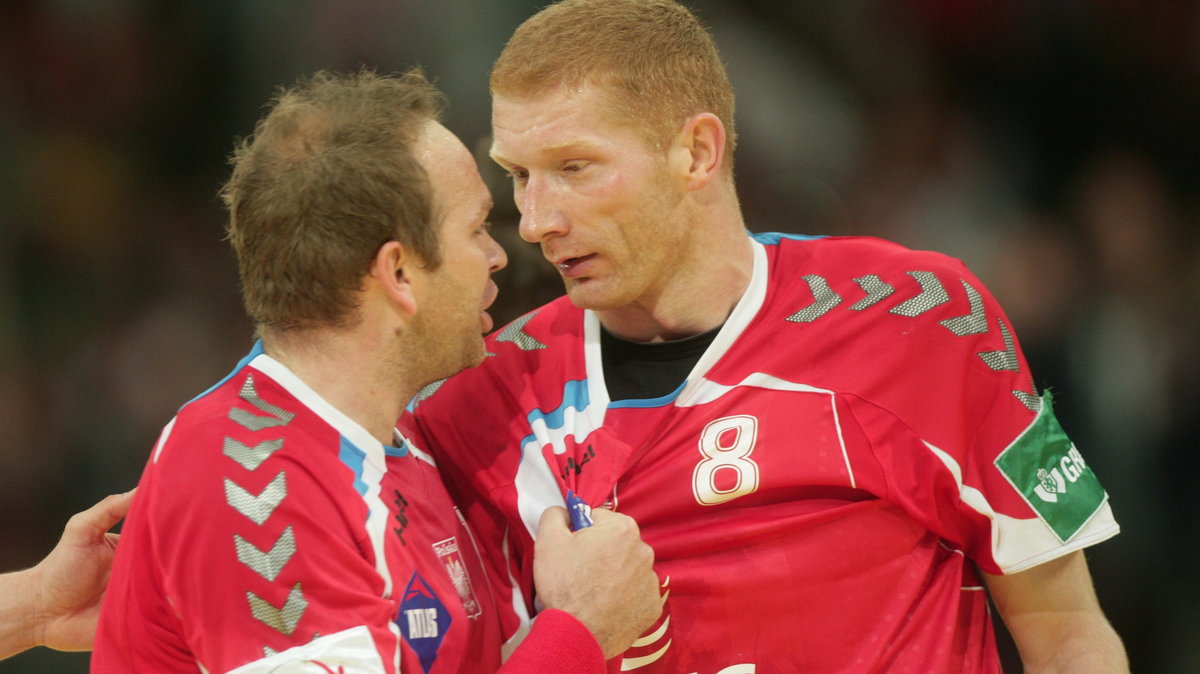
[[93, 345, 603, 673], [404, 233, 1119, 674]]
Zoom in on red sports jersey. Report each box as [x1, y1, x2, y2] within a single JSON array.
[[93, 346, 603, 673], [404, 233, 1119, 674]]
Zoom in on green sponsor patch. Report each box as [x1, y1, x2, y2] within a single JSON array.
[[994, 392, 1107, 542]]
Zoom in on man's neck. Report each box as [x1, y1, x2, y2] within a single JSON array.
[[264, 330, 412, 446], [597, 230, 754, 343]]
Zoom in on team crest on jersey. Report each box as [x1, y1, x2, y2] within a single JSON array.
[[398, 571, 450, 673], [432, 536, 482, 619], [994, 392, 1107, 542]]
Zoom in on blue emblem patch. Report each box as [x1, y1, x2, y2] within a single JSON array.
[[398, 571, 451, 673]]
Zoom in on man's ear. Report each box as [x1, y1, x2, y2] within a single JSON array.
[[370, 240, 420, 316], [670, 112, 727, 190]]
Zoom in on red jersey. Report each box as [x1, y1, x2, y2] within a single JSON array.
[[403, 233, 1119, 674], [94, 346, 603, 673]]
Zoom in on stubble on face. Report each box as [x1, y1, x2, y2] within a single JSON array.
[[405, 122, 496, 387], [562, 156, 690, 314]]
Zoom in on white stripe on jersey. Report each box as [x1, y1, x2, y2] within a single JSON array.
[[249, 354, 396, 598]]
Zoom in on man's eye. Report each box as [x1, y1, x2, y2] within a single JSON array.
[[506, 169, 528, 181]]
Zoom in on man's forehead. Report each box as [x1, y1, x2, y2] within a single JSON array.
[[489, 87, 635, 160]]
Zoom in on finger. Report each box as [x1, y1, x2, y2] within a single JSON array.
[[586, 507, 639, 534], [92, 490, 136, 530], [67, 490, 136, 543], [536, 506, 571, 544], [588, 507, 617, 524]]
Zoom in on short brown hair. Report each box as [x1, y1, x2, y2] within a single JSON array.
[[221, 69, 445, 333], [491, 0, 736, 159]]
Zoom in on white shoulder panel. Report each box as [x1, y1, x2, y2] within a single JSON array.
[[225, 625, 385, 673]]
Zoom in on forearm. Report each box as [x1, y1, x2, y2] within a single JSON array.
[[0, 568, 44, 660]]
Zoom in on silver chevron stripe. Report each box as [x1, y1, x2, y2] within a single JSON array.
[[849, 275, 895, 311], [1013, 389, 1042, 412], [978, 318, 1019, 371], [223, 437, 283, 471], [230, 374, 296, 431], [248, 582, 307, 636], [225, 471, 287, 526], [939, 280, 988, 336], [235, 526, 296, 582], [786, 275, 842, 323], [890, 271, 949, 317], [496, 311, 547, 350], [411, 378, 446, 407]]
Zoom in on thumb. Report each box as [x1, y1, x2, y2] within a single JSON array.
[[73, 490, 136, 542], [536, 506, 571, 544], [97, 489, 136, 528]]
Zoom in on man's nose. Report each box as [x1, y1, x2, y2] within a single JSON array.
[[516, 175, 568, 243]]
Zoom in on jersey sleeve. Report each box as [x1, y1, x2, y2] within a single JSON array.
[[499, 609, 605, 673], [150, 428, 402, 672], [824, 247, 1119, 574]]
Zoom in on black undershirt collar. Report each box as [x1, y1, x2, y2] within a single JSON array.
[[599, 323, 724, 401]]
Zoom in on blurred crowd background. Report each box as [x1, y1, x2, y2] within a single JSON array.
[[2, 1, 1197, 671]]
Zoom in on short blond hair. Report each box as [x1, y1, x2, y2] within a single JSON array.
[[221, 69, 444, 333], [492, 0, 736, 159]]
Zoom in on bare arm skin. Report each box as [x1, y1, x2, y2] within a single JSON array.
[[0, 490, 134, 660], [986, 550, 1128, 673]]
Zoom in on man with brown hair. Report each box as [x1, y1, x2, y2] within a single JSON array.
[[403, 1, 1130, 672], [92, 69, 660, 673]]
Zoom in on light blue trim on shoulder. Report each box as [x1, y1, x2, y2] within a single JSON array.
[[338, 436, 369, 499], [526, 379, 590, 429], [517, 379, 592, 453], [752, 231, 825, 246], [608, 380, 686, 409], [180, 339, 265, 410]]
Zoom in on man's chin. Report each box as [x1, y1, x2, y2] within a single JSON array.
[[463, 339, 489, 369], [420, 338, 488, 384], [564, 280, 624, 311]]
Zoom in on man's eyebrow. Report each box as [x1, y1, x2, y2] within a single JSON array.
[[538, 140, 595, 155], [490, 139, 597, 164]]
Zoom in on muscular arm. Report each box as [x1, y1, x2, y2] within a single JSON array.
[[0, 491, 133, 660], [985, 550, 1128, 673]]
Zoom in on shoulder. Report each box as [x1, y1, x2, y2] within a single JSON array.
[[153, 366, 345, 492], [753, 233, 987, 338], [748, 232, 1039, 421], [484, 295, 582, 355], [756, 232, 968, 277], [411, 295, 582, 413]]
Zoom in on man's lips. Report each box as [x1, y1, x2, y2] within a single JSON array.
[[480, 280, 499, 333], [553, 253, 597, 278], [482, 280, 499, 310]]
